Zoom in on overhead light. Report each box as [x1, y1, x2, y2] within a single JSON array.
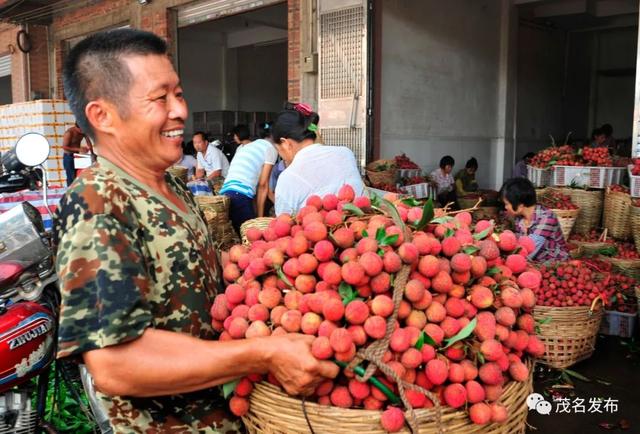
[[138, 0, 150, 4]]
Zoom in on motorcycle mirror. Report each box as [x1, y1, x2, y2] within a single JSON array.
[[15, 133, 50, 167]]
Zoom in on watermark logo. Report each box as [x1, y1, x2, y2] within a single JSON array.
[[527, 393, 552, 415], [526, 393, 619, 415]]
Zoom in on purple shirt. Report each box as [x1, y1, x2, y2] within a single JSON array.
[[515, 205, 569, 262]]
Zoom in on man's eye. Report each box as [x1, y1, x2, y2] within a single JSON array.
[[156, 95, 167, 101]]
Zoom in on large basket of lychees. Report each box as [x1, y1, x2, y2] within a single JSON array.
[[240, 217, 275, 245], [538, 189, 579, 240], [531, 262, 605, 369], [567, 189, 604, 235], [603, 185, 632, 240], [216, 186, 545, 433], [366, 159, 398, 187]]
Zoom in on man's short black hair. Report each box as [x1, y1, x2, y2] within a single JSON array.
[[440, 155, 455, 169], [500, 177, 536, 209], [63, 28, 168, 140], [193, 131, 208, 141], [465, 157, 478, 170], [601, 123, 613, 137], [523, 152, 535, 161], [232, 124, 251, 142]]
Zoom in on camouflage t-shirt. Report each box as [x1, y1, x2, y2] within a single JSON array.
[[54, 158, 242, 433]]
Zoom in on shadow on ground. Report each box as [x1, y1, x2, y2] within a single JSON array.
[[526, 335, 639, 434]]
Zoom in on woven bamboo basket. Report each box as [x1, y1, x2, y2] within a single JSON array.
[[167, 165, 188, 183], [215, 221, 240, 250], [631, 206, 640, 253], [601, 257, 640, 281], [549, 208, 580, 240], [240, 217, 275, 245], [243, 360, 533, 434], [602, 188, 632, 240], [533, 301, 603, 369], [366, 159, 397, 186], [567, 189, 604, 235]]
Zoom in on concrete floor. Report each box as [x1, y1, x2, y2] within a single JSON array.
[[527, 335, 640, 434]]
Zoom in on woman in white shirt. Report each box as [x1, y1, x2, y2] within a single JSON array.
[[272, 102, 365, 216]]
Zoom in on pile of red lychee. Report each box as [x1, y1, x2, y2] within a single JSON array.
[[215, 185, 545, 432]]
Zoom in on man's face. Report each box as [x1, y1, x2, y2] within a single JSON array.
[[233, 134, 241, 145], [444, 164, 453, 174], [193, 134, 207, 153], [503, 197, 520, 216], [595, 134, 606, 146], [111, 54, 187, 170]]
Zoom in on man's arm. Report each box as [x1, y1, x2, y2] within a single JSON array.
[[83, 329, 338, 398], [256, 164, 274, 217], [206, 169, 222, 179]]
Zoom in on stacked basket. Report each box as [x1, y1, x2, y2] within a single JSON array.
[[167, 165, 189, 184], [533, 300, 604, 369], [240, 217, 275, 245], [195, 195, 239, 250], [365, 159, 397, 187], [602, 186, 631, 240], [567, 189, 604, 235], [243, 361, 533, 434], [537, 188, 579, 240], [631, 205, 640, 253]]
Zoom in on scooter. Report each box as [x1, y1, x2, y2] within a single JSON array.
[[0, 133, 101, 434]]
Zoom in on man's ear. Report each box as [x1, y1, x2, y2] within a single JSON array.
[[85, 99, 119, 137]]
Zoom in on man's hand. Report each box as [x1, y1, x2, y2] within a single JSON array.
[[266, 334, 339, 396]]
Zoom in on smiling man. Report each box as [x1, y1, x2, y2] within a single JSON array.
[[54, 29, 338, 433]]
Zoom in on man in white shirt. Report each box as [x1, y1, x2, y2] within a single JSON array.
[[193, 132, 229, 179]]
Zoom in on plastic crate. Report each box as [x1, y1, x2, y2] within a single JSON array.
[[628, 165, 640, 197], [400, 183, 436, 199], [599, 310, 637, 337], [366, 187, 405, 200], [552, 165, 625, 189], [527, 165, 552, 187], [397, 169, 422, 179]]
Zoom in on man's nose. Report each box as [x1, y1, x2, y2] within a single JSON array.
[[169, 95, 188, 122]]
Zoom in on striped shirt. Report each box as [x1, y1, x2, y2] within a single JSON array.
[[430, 168, 455, 194], [219, 139, 278, 198], [516, 205, 569, 262]]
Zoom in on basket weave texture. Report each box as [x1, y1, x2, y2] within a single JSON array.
[[366, 159, 397, 186], [567, 189, 603, 235], [630, 206, 640, 253], [549, 208, 579, 240], [167, 165, 188, 183], [602, 188, 631, 240], [533, 304, 603, 369], [240, 217, 275, 245], [243, 360, 533, 434], [194, 195, 239, 249]]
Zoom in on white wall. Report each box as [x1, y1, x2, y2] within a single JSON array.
[[379, 0, 514, 189]]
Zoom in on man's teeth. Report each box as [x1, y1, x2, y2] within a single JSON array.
[[162, 129, 183, 138]]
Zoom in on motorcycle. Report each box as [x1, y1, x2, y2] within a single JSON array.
[[0, 133, 102, 434]]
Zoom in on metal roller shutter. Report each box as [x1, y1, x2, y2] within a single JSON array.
[[177, 0, 283, 28], [317, 0, 369, 169], [0, 55, 11, 78]]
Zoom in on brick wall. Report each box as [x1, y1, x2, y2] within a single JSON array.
[[288, 0, 301, 102], [0, 24, 27, 102], [3, 0, 306, 103]]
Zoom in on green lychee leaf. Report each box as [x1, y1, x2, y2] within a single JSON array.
[[486, 266, 501, 276], [342, 203, 365, 216], [380, 234, 399, 247], [222, 379, 239, 399], [339, 282, 357, 305], [444, 228, 456, 238], [536, 316, 552, 325], [402, 198, 422, 207], [473, 227, 491, 240], [381, 198, 407, 234], [513, 246, 523, 254], [477, 351, 486, 364], [462, 245, 480, 255], [443, 317, 477, 348], [375, 226, 386, 243], [431, 216, 454, 224], [370, 194, 382, 208], [415, 331, 425, 350], [275, 266, 294, 288], [415, 198, 435, 231], [362, 229, 369, 238]]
